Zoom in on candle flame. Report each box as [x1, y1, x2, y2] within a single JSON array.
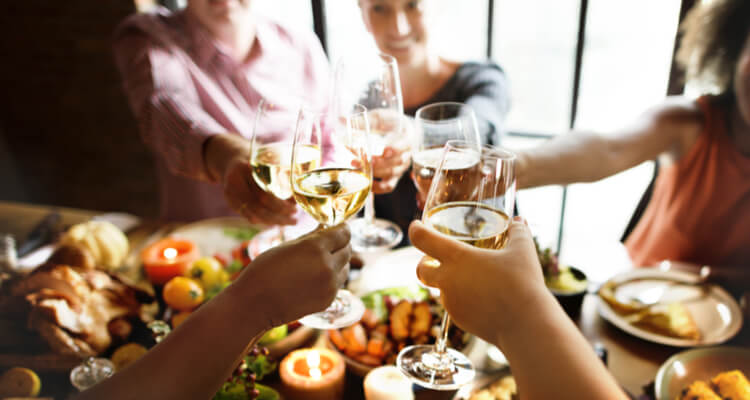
[[163, 247, 178, 260], [306, 350, 322, 379]]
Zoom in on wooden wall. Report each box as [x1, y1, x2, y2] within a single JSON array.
[[0, 1, 159, 218]]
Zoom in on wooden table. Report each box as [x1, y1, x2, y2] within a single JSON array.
[[1, 201, 747, 400]]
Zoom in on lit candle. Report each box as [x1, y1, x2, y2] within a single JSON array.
[[364, 366, 414, 400], [279, 348, 345, 400], [140, 237, 200, 284]]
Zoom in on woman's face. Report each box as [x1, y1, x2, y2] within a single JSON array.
[[187, 0, 253, 34], [359, 0, 430, 65], [734, 33, 750, 125]]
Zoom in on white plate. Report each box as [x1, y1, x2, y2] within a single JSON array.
[[169, 217, 263, 258], [597, 269, 743, 347], [654, 346, 750, 400]]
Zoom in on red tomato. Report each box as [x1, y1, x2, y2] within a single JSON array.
[[230, 240, 253, 266], [212, 253, 229, 267]]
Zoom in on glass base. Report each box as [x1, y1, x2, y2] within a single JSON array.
[[298, 289, 365, 329], [348, 217, 403, 252], [397, 345, 475, 390]]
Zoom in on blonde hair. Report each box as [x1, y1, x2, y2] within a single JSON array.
[[677, 0, 750, 95]]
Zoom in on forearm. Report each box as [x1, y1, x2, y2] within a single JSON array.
[[494, 292, 626, 400], [517, 132, 623, 189], [204, 134, 251, 182], [76, 284, 268, 400]]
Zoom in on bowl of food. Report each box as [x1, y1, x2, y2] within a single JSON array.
[[536, 239, 588, 319], [326, 286, 473, 376]]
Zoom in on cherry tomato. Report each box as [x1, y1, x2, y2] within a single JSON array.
[[163, 277, 204, 311], [187, 257, 229, 290], [230, 240, 253, 267]]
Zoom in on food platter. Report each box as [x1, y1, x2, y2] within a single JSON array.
[[597, 269, 743, 347], [326, 286, 474, 377], [654, 346, 750, 400]]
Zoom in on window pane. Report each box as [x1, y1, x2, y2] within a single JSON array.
[[325, 1, 379, 63], [492, 0, 580, 134], [562, 0, 680, 272]]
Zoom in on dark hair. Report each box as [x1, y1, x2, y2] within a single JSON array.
[[677, 0, 750, 95]]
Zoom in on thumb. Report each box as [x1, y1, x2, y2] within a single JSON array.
[[503, 217, 534, 251], [408, 220, 466, 263], [416, 256, 443, 288]]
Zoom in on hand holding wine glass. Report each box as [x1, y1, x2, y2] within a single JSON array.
[[248, 100, 321, 251], [290, 104, 372, 329], [397, 139, 516, 390]]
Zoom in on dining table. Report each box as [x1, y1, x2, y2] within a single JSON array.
[[1, 200, 748, 400]]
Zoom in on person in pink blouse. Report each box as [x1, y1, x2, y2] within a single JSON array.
[[113, 0, 331, 223]]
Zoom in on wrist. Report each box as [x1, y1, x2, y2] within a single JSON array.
[[492, 287, 561, 349], [204, 134, 250, 182], [223, 278, 273, 334]]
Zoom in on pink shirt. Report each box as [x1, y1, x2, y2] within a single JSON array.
[[113, 7, 331, 221]]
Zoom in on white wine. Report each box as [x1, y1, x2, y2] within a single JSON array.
[[425, 201, 510, 249], [293, 167, 371, 226], [413, 148, 480, 203], [251, 143, 320, 200]]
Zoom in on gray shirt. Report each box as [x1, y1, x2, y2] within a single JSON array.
[[375, 60, 511, 245]]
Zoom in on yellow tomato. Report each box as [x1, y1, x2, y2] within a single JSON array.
[[163, 277, 204, 311], [186, 257, 228, 290]]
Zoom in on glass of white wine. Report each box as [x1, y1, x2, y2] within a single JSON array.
[[412, 102, 482, 211], [397, 140, 517, 390], [249, 100, 321, 252], [333, 52, 406, 252], [291, 103, 372, 329]]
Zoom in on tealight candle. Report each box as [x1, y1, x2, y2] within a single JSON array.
[[279, 348, 345, 400], [364, 366, 414, 400], [140, 237, 200, 284]]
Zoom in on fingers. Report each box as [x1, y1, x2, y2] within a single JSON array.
[[416, 256, 443, 288], [372, 178, 400, 194], [316, 224, 352, 253], [408, 220, 466, 263], [332, 246, 352, 287]]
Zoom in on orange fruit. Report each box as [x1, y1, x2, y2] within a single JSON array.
[[163, 277, 204, 311]]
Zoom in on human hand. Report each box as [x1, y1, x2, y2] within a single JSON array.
[[235, 224, 352, 328], [372, 146, 411, 194], [409, 218, 552, 344], [222, 156, 297, 225]]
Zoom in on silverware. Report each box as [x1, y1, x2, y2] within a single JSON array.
[[17, 212, 62, 257]]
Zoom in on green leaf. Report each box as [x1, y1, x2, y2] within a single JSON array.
[[223, 227, 260, 241], [245, 354, 277, 381], [227, 260, 244, 274], [213, 382, 248, 400], [255, 384, 280, 400]]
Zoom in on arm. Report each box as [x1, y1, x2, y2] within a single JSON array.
[[76, 225, 352, 400], [461, 62, 511, 146], [113, 31, 296, 224], [516, 97, 703, 189], [410, 219, 627, 400]]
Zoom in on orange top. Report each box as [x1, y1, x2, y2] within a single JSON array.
[[625, 96, 750, 269]]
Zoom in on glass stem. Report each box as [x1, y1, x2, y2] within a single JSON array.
[[365, 192, 376, 226], [435, 312, 451, 354], [278, 225, 286, 242]]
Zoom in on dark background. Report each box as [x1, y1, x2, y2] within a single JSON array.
[[0, 0, 159, 218]]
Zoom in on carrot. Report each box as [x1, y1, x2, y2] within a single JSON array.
[[361, 308, 380, 329], [342, 324, 367, 355], [328, 329, 347, 351], [366, 337, 385, 358]]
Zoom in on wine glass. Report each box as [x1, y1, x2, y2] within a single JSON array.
[[412, 102, 482, 211], [249, 100, 319, 252], [291, 104, 371, 329], [397, 140, 517, 390], [333, 52, 406, 252]]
